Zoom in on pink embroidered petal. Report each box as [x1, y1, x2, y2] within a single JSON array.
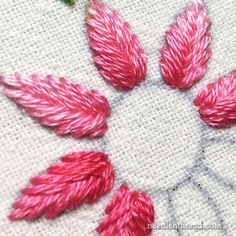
[[86, 0, 147, 90], [194, 71, 236, 127], [160, 0, 212, 89], [8, 152, 115, 221], [96, 185, 155, 236], [0, 73, 110, 138]]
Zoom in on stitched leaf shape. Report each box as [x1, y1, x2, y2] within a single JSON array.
[[8, 152, 115, 220], [0, 73, 110, 138], [160, 0, 212, 89], [194, 71, 236, 127], [86, 0, 147, 90], [96, 185, 155, 236]]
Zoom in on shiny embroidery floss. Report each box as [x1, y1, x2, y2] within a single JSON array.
[[8, 152, 115, 221], [160, 0, 212, 89], [194, 71, 236, 127], [96, 185, 155, 236], [0, 73, 110, 138], [86, 0, 147, 90]]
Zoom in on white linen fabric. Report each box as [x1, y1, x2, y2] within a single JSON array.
[[0, 0, 235, 235]]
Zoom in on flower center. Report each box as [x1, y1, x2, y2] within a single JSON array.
[[106, 83, 200, 190]]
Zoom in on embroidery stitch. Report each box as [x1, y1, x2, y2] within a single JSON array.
[[8, 152, 114, 221], [86, 0, 147, 90], [160, 0, 212, 89], [63, 0, 76, 7], [3, 0, 235, 234], [194, 71, 236, 127], [0, 73, 110, 138], [97, 185, 155, 236]]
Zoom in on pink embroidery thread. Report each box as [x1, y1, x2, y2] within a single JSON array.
[[86, 0, 147, 90], [194, 71, 236, 127], [160, 0, 212, 89], [0, 73, 110, 138], [96, 185, 155, 236], [5, 0, 232, 233], [8, 151, 114, 221]]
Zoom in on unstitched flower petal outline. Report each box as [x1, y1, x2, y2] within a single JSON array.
[[2, 0, 235, 236]]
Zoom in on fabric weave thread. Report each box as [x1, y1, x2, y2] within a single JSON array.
[[0, 0, 236, 235]]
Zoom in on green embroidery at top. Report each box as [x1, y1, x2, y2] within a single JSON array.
[[63, 0, 76, 6]]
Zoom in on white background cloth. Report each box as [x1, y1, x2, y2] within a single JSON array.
[[0, 0, 235, 235]]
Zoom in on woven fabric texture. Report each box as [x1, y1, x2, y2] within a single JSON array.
[[0, 0, 235, 235]]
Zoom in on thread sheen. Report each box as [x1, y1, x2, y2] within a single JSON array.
[[8, 151, 114, 221], [194, 71, 236, 127], [160, 0, 212, 89], [0, 73, 110, 138], [86, 0, 147, 90], [96, 185, 155, 236]]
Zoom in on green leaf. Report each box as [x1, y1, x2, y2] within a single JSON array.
[[63, 0, 76, 6]]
